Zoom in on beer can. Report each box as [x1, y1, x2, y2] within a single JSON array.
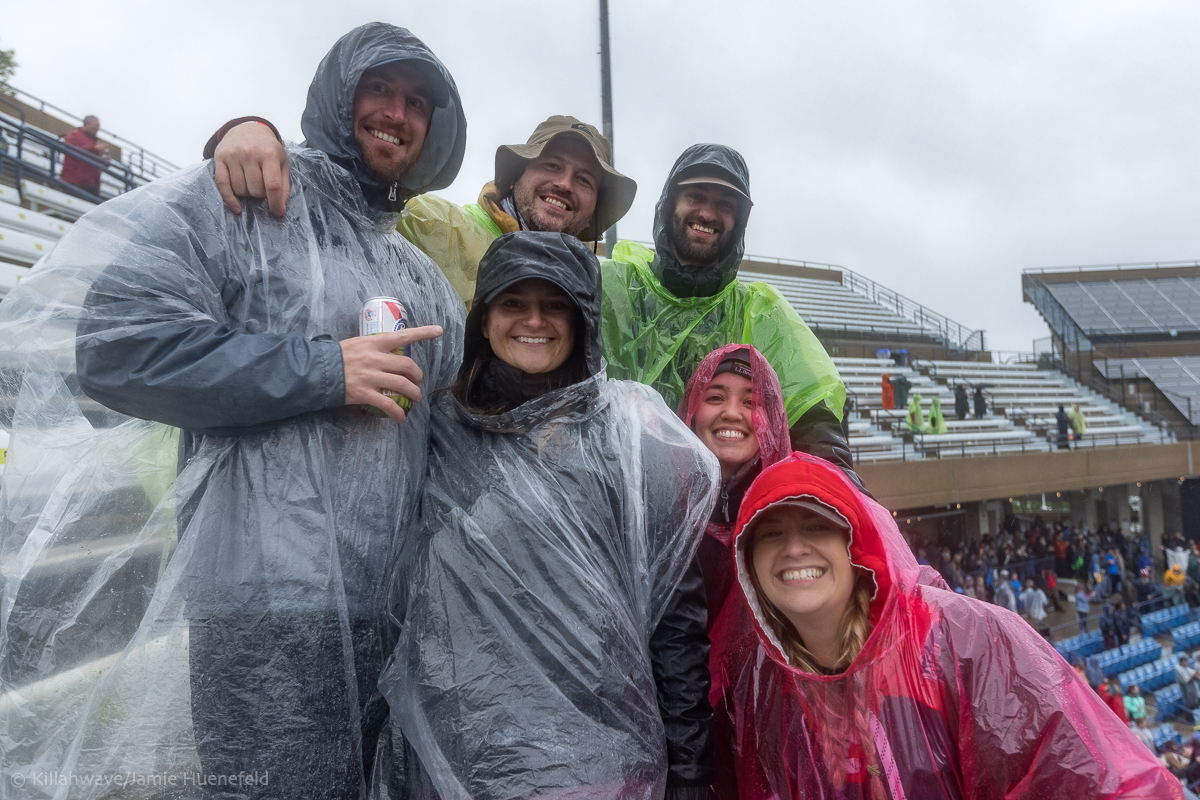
[[360, 296, 413, 412]]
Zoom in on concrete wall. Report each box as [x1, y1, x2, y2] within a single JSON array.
[[858, 442, 1195, 511]]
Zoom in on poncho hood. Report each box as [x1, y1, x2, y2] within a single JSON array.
[[652, 144, 752, 298], [461, 230, 604, 384], [678, 344, 790, 544], [730, 453, 920, 674], [301, 22, 467, 211]]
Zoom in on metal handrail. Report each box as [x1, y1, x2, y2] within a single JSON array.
[[2, 84, 179, 182], [0, 106, 137, 203]]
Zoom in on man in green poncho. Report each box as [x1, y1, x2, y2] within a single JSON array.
[[601, 144, 855, 481], [203, 129, 859, 483]]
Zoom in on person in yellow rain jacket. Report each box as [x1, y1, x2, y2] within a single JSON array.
[[929, 395, 948, 434]]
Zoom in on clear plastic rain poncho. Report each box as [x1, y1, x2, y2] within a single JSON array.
[[710, 453, 1180, 799], [380, 231, 720, 800], [0, 23, 466, 799]]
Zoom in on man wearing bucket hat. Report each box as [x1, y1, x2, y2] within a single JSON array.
[[205, 114, 636, 304], [602, 144, 860, 485]]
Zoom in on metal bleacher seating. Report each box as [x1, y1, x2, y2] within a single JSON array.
[[1171, 621, 1200, 651], [1154, 683, 1185, 720], [1046, 276, 1200, 337], [1118, 655, 1179, 693], [1141, 604, 1190, 637]]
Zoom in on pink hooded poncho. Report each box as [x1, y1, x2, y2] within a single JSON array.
[[710, 453, 1180, 799]]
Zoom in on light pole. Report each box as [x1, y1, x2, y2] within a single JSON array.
[[599, 0, 616, 255]]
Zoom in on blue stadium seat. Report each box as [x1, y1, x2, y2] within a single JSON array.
[[1155, 683, 1184, 719], [1152, 722, 1183, 751]]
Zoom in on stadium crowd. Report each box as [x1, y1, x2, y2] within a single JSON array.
[[0, 21, 1185, 800]]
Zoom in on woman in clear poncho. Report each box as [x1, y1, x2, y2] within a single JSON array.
[[677, 344, 790, 625], [380, 231, 719, 800], [710, 453, 1180, 799]]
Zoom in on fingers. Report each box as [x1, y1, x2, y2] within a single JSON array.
[[214, 160, 243, 215], [360, 391, 408, 424], [264, 157, 289, 218], [377, 325, 444, 348]]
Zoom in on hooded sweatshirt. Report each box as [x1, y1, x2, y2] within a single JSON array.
[[381, 231, 720, 800], [600, 145, 854, 479], [709, 453, 1179, 799], [0, 23, 465, 795], [678, 344, 791, 624]]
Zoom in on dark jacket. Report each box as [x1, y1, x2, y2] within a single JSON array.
[[0, 24, 467, 795], [382, 232, 720, 800]]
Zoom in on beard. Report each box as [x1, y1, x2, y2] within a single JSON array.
[[671, 210, 733, 266], [356, 129, 426, 184], [512, 180, 592, 237]]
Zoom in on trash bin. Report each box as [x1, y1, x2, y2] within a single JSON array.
[[892, 349, 909, 367], [875, 348, 891, 360]]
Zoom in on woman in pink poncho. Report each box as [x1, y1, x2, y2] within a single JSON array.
[[678, 344, 791, 624], [709, 452, 1179, 799]]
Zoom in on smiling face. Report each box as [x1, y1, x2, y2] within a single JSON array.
[[352, 61, 433, 184], [693, 373, 759, 480], [749, 505, 856, 633], [512, 136, 601, 237], [483, 279, 576, 374], [670, 182, 740, 266]]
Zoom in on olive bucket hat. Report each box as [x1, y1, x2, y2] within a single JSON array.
[[494, 115, 637, 242]]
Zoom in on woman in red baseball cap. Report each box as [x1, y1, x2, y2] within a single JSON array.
[[709, 452, 1179, 799]]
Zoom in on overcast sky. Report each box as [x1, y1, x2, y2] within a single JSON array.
[[6, 1, 1200, 353]]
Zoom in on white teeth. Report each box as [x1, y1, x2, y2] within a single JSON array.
[[370, 129, 401, 145], [782, 567, 826, 581], [714, 430, 747, 440], [516, 336, 550, 344], [691, 224, 715, 234], [542, 196, 568, 210]]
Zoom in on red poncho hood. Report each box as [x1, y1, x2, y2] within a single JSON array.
[[710, 453, 1179, 799]]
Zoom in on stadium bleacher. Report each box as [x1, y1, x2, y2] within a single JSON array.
[[1154, 683, 1185, 720], [830, 356, 1164, 462], [1055, 629, 1105, 663], [1093, 639, 1163, 677], [1044, 276, 1200, 337], [1171, 622, 1200, 652], [1141, 604, 1192, 637], [1098, 356, 1200, 425], [1119, 655, 1181, 693], [1149, 721, 1183, 749]]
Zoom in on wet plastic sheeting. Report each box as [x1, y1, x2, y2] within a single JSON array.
[[0, 148, 463, 798]]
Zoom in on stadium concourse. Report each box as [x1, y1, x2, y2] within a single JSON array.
[[3, 84, 1200, 761]]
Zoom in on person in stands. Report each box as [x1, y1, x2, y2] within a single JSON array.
[[677, 345, 791, 623], [60, 114, 109, 197], [1097, 676, 1128, 724], [380, 232, 718, 800], [1134, 717, 1157, 752], [880, 373, 894, 410], [1124, 684, 1147, 723], [708, 453, 1179, 798], [1178, 655, 1200, 710], [1068, 401, 1087, 446], [1020, 579, 1048, 623], [954, 382, 969, 420]]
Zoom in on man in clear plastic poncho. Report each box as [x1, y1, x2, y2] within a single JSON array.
[[601, 145, 856, 484], [0, 23, 466, 799]]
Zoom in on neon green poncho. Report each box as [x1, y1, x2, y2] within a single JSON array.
[[929, 395, 948, 435], [906, 393, 927, 433], [601, 241, 844, 425]]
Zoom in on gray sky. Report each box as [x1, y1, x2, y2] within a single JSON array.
[[6, 1, 1200, 353]]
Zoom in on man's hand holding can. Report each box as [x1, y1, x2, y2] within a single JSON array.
[[340, 325, 443, 423]]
